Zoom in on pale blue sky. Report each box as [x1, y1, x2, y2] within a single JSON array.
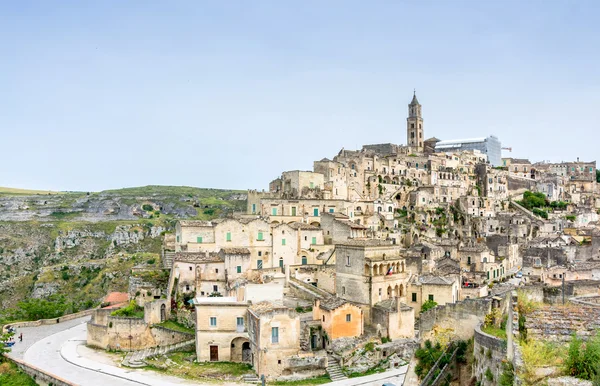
[[1, 0, 599, 192]]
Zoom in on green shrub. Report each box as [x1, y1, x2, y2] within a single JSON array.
[[485, 367, 493, 381], [142, 204, 153, 212], [364, 342, 375, 352], [565, 332, 600, 380], [421, 299, 438, 313], [111, 300, 144, 318]]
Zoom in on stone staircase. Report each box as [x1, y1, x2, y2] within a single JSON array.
[[327, 355, 347, 382], [288, 277, 331, 301], [122, 339, 195, 368], [163, 250, 176, 269], [241, 374, 260, 384]]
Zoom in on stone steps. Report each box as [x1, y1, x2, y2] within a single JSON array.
[[122, 339, 195, 368], [241, 374, 260, 384], [327, 355, 347, 381]]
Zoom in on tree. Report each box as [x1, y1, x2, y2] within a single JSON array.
[[0, 329, 15, 358], [421, 299, 438, 313], [16, 296, 67, 321], [596, 170, 600, 183]]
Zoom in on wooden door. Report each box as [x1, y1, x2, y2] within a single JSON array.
[[210, 345, 218, 361]]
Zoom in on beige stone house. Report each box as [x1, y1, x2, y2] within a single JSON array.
[[247, 301, 301, 379], [194, 297, 250, 362]]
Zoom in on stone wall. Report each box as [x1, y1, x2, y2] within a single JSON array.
[[278, 353, 327, 380], [9, 357, 75, 386], [418, 294, 504, 341], [473, 323, 507, 386], [525, 303, 600, 342], [2, 308, 95, 332]]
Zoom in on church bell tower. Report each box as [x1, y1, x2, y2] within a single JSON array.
[[407, 91, 424, 153]]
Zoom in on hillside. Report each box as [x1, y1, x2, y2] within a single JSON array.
[[0, 186, 247, 322]]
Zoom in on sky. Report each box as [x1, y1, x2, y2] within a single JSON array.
[[1, 0, 599, 192]]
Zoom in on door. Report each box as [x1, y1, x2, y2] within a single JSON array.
[[210, 345, 218, 361], [242, 342, 251, 363]]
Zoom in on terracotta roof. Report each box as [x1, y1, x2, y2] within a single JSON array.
[[179, 220, 213, 227], [173, 252, 223, 263], [104, 292, 129, 305], [374, 298, 413, 312], [417, 275, 455, 286], [337, 220, 367, 230], [220, 247, 251, 255], [288, 222, 320, 231], [319, 297, 348, 311], [249, 300, 288, 316], [339, 239, 393, 247]]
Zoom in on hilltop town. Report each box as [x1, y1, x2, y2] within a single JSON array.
[[80, 93, 600, 385], [3, 93, 600, 385]]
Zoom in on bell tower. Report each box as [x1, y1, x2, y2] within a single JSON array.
[[407, 91, 424, 153]]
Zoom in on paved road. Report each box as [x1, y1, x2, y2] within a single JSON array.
[[8, 316, 406, 386], [7, 316, 92, 360], [8, 318, 220, 385]]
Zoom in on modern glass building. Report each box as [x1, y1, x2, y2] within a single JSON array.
[[434, 135, 502, 166]]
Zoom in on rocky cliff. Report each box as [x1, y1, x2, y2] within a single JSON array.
[[0, 186, 246, 314]]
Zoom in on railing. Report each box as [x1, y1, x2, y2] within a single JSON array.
[[419, 344, 459, 386]]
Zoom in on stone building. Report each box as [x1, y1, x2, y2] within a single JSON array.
[[247, 301, 302, 379], [194, 297, 251, 363], [313, 297, 364, 340], [335, 240, 412, 323]]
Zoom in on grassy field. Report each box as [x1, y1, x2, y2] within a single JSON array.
[[270, 375, 331, 385], [0, 186, 63, 195], [145, 351, 254, 383], [155, 320, 195, 335]]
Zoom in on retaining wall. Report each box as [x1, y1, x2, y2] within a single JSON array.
[[2, 308, 95, 332], [7, 357, 75, 386], [473, 323, 507, 386]]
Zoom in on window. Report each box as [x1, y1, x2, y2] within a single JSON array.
[[279, 258, 283, 268], [311, 237, 317, 245], [258, 251, 262, 256], [329, 208, 334, 213], [301, 256, 307, 265], [237, 317, 244, 327], [272, 207, 277, 216], [258, 232, 264, 241], [197, 236, 203, 243], [304, 236, 307, 241], [322, 315, 325, 322], [309, 182, 314, 189], [379, 288, 382, 296], [226, 232, 231, 242], [176, 235, 180, 243], [428, 294, 434, 301], [282, 238, 286, 246], [467, 256, 471, 265], [346, 256, 350, 266], [189, 266, 193, 271], [213, 285, 218, 292], [346, 314, 351, 322], [236, 266, 241, 274], [271, 327, 279, 343], [313, 208, 319, 216], [210, 317, 217, 327], [252, 203, 256, 214], [186, 285, 190, 291], [257, 260, 263, 269], [412, 293, 417, 302], [342, 286, 346, 295], [215, 269, 219, 274]]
